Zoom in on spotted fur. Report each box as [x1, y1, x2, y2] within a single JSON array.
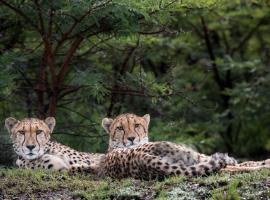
[[5, 117, 104, 171], [238, 159, 270, 167], [94, 113, 236, 180], [102, 113, 270, 175], [222, 159, 270, 172]]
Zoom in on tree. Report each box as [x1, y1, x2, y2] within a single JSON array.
[[1, 0, 270, 166]]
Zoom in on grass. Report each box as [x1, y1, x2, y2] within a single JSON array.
[[0, 168, 269, 200]]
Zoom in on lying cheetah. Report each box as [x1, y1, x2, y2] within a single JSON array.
[[102, 113, 270, 174], [5, 117, 104, 171], [86, 113, 237, 180]]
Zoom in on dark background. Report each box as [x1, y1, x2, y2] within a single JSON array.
[[1, 0, 270, 165]]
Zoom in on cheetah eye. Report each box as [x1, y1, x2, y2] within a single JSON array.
[[18, 130, 25, 135], [36, 130, 43, 135], [117, 126, 124, 131], [134, 124, 140, 128]]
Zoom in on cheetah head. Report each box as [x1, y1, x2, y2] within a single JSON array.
[[102, 113, 150, 152], [5, 117, 55, 160]]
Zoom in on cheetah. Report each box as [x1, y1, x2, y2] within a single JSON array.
[[86, 113, 237, 180], [102, 113, 270, 174], [5, 117, 104, 171]]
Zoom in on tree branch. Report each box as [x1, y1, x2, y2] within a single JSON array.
[[57, 36, 84, 85], [48, 0, 54, 38], [138, 27, 166, 35], [66, 16, 111, 40], [232, 18, 265, 53], [120, 41, 139, 75], [43, 38, 57, 86], [34, 0, 45, 34], [58, 85, 83, 100], [53, 1, 111, 54], [201, 16, 224, 90], [76, 36, 113, 58]]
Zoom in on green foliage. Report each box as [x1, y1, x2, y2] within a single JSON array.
[[0, 0, 270, 162]]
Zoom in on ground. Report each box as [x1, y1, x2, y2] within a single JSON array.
[[0, 168, 269, 200]]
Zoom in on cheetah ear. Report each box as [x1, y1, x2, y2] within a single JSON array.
[[44, 117, 56, 133], [143, 114, 150, 127], [5, 117, 18, 133], [102, 118, 113, 133]]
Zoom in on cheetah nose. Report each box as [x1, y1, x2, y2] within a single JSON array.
[[127, 137, 135, 142], [26, 145, 36, 151]]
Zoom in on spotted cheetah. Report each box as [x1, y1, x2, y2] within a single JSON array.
[[85, 113, 236, 180], [102, 113, 270, 174], [5, 117, 104, 171]]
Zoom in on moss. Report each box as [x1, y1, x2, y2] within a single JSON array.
[[0, 168, 269, 200]]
